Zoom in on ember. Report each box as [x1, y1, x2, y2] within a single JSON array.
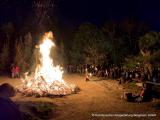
[[18, 31, 74, 97]]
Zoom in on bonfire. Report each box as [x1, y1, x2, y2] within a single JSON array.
[[18, 31, 75, 97]]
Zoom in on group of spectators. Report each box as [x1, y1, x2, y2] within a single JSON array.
[[66, 64, 160, 83], [66, 64, 160, 102], [119, 67, 159, 83], [66, 65, 84, 73], [11, 64, 20, 78], [10, 63, 160, 83]]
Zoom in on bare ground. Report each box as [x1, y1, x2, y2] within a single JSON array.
[[0, 74, 160, 120]]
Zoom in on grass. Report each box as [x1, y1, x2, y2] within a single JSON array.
[[30, 103, 53, 120]]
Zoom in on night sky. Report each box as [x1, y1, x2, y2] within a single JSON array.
[[1, 0, 160, 31], [59, 0, 160, 31]]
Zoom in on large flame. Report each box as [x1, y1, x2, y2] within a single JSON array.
[[35, 32, 64, 84], [21, 32, 72, 96]]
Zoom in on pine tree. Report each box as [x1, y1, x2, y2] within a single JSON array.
[[0, 41, 9, 72], [24, 32, 33, 71], [14, 37, 25, 73]]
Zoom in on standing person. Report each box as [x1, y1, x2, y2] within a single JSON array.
[[104, 69, 108, 78], [146, 68, 151, 81], [15, 65, 20, 78], [94, 66, 98, 76], [11, 65, 16, 78], [152, 67, 158, 83], [85, 68, 89, 82], [139, 83, 153, 102], [125, 69, 129, 81], [0, 83, 23, 120]]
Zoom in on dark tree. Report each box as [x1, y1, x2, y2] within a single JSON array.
[[71, 23, 110, 65]]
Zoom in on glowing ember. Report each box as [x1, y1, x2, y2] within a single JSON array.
[[19, 31, 73, 96]]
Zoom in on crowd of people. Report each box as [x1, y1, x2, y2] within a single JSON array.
[[66, 64, 160, 83], [10, 63, 160, 83], [119, 67, 159, 83], [66, 64, 160, 102], [0, 64, 158, 120]]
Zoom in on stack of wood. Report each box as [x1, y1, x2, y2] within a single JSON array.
[[18, 75, 73, 97]]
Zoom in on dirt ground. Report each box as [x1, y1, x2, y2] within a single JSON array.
[[0, 74, 160, 120]]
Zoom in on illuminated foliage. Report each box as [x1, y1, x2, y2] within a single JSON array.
[[139, 31, 159, 50], [71, 23, 109, 65]]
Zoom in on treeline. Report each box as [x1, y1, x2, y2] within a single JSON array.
[[0, 18, 160, 74], [0, 22, 33, 74], [67, 19, 160, 69], [0, 22, 64, 74]]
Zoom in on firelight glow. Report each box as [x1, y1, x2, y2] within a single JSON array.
[[20, 31, 72, 96], [37, 35, 63, 83]]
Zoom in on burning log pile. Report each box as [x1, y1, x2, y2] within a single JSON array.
[[17, 31, 76, 97], [18, 75, 73, 97]]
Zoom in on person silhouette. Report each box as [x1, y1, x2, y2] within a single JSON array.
[[0, 83, 23, 120]]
